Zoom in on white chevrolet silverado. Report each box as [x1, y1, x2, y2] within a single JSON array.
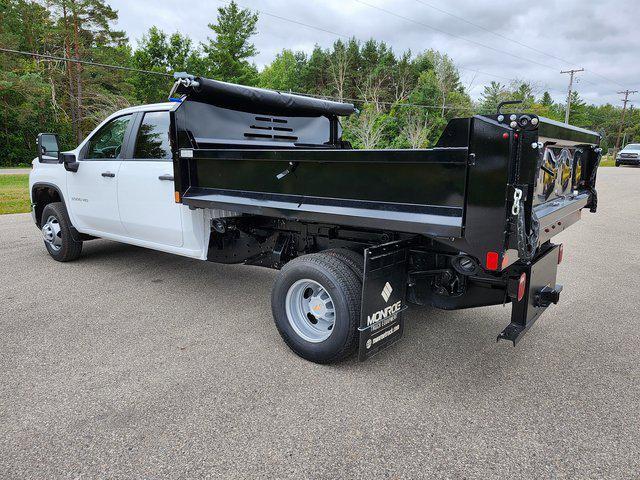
[[29, 75, 602, 364]]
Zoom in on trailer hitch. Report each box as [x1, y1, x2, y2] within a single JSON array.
[[533, 284, 563, 308]]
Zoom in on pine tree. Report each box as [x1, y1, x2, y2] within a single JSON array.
[[132, 27, 201, 103], [202, 1, 258, 85], [479, 81, 507, 114], [541, 91, 554, 107]]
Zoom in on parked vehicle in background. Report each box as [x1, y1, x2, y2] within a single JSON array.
[[616, 144, 640, 166], [28, 75, 602, 364]]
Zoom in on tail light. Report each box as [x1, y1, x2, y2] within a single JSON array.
[[517, 272, 527, 302], [558, 244, 564, 264], [485, 251, 499, 271]]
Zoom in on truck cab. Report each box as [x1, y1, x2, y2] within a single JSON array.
[[30, 103, 211, 261]]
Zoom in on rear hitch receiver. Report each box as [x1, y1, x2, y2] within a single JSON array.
[[534, 284, 563, 308]]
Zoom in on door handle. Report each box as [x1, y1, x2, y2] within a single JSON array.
[[101, 171, 116, 178], [158, 174, 174, 181]]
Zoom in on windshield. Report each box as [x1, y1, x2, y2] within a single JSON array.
[[623, 144, 640, 150]]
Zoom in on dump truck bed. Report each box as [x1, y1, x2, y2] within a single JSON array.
[[169, 77, 601, 271]]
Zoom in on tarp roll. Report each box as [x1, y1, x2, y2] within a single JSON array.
[[176, 76, 356, 117]]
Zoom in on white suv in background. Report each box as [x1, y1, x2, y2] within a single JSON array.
[[616, 143, 640, 166]]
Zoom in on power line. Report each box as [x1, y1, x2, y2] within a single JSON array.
[[234, 2, 349, 39], [213, 0, 570, 97], [290, 91, 473, 111], [220, 0, 554, 89], [0, 47, 173, 77], [0, 47, 471, 112], [353, 0, 560, 73], [411, 0, 627, 90], [414, 0, 569, 66]]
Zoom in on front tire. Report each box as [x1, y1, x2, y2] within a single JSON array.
[[271, 253, 362, 363], [41, 202, 83, 262]]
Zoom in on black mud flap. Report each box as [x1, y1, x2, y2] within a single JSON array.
[[498, 244, 563, 346], [358, 240, 409, 361]]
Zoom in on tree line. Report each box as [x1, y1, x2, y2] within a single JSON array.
[[1, 0, 637, 166]]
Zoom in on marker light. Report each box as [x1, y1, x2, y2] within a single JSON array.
[[517, 272, 527, 302], [174, 191, 181, 203], [486, 251, 499, 271]]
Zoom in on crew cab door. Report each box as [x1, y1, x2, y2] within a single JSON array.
[[116, 111, 184, 247], [66, 114, 134, 235]]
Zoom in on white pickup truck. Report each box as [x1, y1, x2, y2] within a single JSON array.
[[30, 75, 601, 363], [31, 102, 211, 262]]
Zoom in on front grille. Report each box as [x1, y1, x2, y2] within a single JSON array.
[[621, 153, 639, 158]]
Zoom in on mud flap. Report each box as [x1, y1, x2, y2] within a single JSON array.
[[358, 240, 409, 361]]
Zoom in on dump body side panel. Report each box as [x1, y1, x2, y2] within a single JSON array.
[[180, 148, 468, 237], [170, 99, 471, 238]]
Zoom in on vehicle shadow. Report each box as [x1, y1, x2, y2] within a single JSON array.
[[76, 238, 524, 387]]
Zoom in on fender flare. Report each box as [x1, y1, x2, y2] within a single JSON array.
[[31, 182, 83, 242]]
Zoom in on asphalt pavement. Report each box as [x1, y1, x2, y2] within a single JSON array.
[[1, 168, 639, 479]]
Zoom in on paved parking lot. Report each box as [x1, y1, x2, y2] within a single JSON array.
[[1, 168, 639, 479]]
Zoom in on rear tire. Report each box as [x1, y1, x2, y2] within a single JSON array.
[[271, 253, 362, 363], [41, 202, 83, 262], [320, 248, 364, 281]]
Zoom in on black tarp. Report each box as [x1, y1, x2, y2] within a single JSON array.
[[174, 77, 356, 118]]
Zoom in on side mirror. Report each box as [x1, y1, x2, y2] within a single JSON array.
[[37, 133, 60, 163], [61, 153, 79, 172]]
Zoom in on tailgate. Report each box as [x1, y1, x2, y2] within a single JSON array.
[[504, 115, 601, 264]]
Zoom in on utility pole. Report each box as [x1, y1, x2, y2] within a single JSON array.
[[614, 90, 637, 154], [561, 68, 584, 124]]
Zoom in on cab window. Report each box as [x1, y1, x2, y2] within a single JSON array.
[[133, 111, 171, 160], [85, 114, 132, 160]]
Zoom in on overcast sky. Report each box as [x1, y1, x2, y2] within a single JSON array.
[[109, 0, 639, 106]]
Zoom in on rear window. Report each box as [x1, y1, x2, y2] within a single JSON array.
[[134, 111, 171, 160]]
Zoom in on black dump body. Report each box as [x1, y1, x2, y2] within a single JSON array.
[[169, 75, 601, 274]]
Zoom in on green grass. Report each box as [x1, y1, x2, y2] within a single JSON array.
[[0, 174, 30, 214], [600, 155, 616, 167]]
